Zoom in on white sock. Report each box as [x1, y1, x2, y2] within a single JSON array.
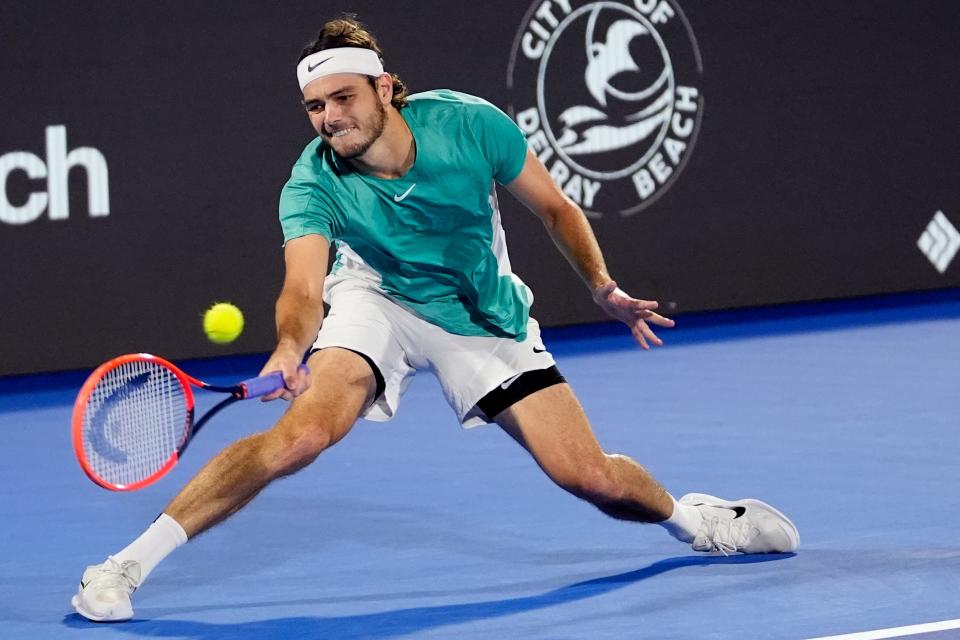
[[658, 497, 704, 543], [112, 513, 188, 583]]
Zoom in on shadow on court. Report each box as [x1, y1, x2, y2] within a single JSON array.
[[62, 554, 794, 639]]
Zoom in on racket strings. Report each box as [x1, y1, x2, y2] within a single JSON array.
[[81, 360, 189, 487]]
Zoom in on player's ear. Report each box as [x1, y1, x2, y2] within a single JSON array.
[[376, 73, 393, 105]]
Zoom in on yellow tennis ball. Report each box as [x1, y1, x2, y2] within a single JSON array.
[[203, 302, 244, 344]]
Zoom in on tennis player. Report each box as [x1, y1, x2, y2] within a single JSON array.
[[72, 17, 799, 622]]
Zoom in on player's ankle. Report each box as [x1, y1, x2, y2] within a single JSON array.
[[111, 513, 187, 583], [658, 497, 703, 543]]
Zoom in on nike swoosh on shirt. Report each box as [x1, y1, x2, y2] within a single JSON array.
[[393, 183, 416, 202]]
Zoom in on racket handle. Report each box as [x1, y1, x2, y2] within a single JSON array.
[[240, 365, 310, 398]]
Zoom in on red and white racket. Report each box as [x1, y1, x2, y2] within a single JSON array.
[[72, 353, 306, 491]]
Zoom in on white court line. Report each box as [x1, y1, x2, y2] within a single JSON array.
[[806, 619, 960, 640]]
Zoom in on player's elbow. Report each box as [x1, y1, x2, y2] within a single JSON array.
[[279, 279, 325, 310], [541, 200, 584, 233]]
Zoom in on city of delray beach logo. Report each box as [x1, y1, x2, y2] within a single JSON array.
[[507, 0, 703, 217]]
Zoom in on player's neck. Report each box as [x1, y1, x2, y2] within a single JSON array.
[[349, 109, 415, 179]]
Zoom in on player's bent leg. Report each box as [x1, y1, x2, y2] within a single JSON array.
[[165, 346, 376, 537], [494, 383, 674, 523], [73, 347, 377, 622], [493, 383, 799, 554]]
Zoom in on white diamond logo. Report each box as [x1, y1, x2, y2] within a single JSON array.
[[917, 210, 960, 274]]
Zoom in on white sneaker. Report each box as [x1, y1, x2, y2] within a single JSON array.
[[680, 493, 800, 555], [71, 556, 141, 622]]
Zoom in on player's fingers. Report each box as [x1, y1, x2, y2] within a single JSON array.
[[298, 373, 312, 395], [642, 323, 664, 346], [281, 367, 300, 391], [631, 324, 650, 350], [631, 299, 659, 311], [634, 319, 666, 347], [644, 312, 676, 328], [292, 366, 312, 397], [261, 388, 285, 402]]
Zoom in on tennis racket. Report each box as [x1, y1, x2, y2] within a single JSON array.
[[72, 353, 307, 491]]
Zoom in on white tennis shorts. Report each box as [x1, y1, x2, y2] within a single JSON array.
[[311, 279, 556, 427]]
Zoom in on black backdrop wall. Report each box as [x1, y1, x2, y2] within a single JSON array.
[[2, 1, 959, 376]]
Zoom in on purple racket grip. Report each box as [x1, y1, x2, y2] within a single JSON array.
[[240, 365, 310, 398]]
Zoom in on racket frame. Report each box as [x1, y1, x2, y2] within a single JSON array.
[[71, 353, 255, 491]]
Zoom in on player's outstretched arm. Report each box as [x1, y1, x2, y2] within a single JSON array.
[[505, 150, 674, 349], [260, 233, 330, 400]]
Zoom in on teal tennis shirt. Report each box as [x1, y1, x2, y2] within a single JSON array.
[[279, 89, 532, 340]]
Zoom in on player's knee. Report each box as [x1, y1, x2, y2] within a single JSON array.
[[287, 426, 333, 466], [265, 419, 335, 475]]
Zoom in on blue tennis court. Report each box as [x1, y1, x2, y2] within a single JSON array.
[[2, 292, 959, 639]]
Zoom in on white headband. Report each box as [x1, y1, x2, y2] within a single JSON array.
[[297, 47, 385, 90]]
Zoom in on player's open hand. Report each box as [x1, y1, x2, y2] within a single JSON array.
[[259, 346, 311, 401], [593, 280, 675, 350]]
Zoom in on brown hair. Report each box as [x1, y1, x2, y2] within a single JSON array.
[[299, 16, 409, 109]]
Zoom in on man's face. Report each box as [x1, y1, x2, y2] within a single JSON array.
[[301, 73, 387, 159]]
